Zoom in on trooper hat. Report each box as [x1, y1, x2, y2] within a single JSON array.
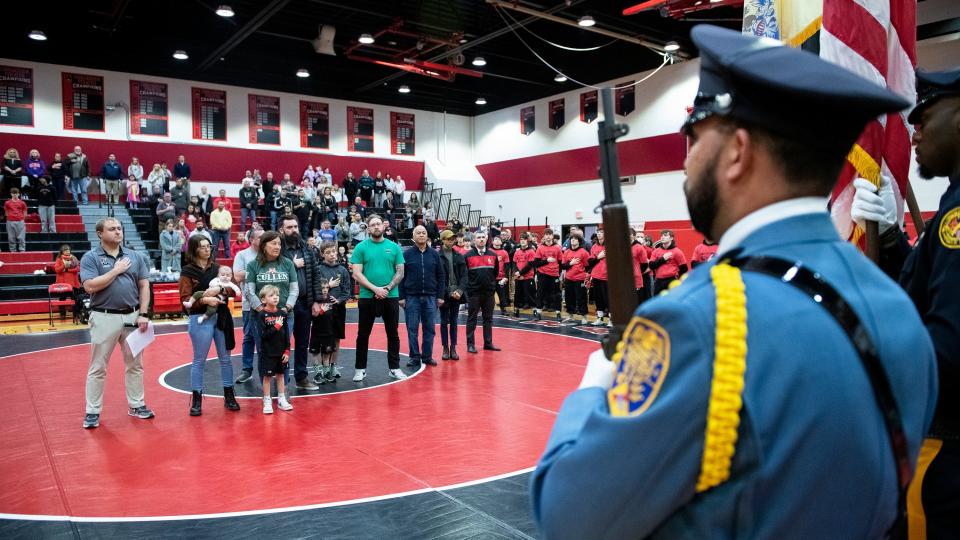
[[683, 25, 910, 156], [907, 67, 960, 124]]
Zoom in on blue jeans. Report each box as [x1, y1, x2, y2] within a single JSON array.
[[291, 298, 312, 381], [270, 211, 279, 230], [70, 176, 88, 204], [188, 313, 234, 391], [439, 298, 461, 348], [241, 310, 259, 372], [404, 296, 437, 362], [212, 230, 231, 258], [240, 207, 256, 230]]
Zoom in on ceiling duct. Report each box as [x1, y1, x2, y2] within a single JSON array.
[[312, 24, 337, 56]]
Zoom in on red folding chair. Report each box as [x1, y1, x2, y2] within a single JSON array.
[[48, 283, 76, 327]]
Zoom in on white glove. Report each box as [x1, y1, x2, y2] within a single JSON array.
[[578, 349, 616, 389], [850, 174, 897, 234]]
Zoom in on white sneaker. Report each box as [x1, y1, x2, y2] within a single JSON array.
[[277, 396, 293, 411], [388, 369, 408, 380], [262, 397, 273, 414], [592, 317, 605, 327], [352, 369, 366, 382]]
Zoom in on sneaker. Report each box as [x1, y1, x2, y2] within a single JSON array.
[[235, 370, 253, 384], [580, 318, 589, 325], [128, 405, 155, 419], [262, 397, 274, 414], [323, 365, 336, 383], [296, 379, 319, 391], [533, 310, 541, 321], [332, 365, 342, 378], [353, 369, 366, 382], [388, 369, 408, 380], [556, 313, 562, 322], [277, 396, 293, 411], [313, 370, 325, 384], [592, 317, 605, 327], [83, 413, 100, 429]]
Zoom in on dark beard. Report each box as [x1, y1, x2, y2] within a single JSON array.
[[684, 152, 720, 241], [918, 163, 936, 180], [370, 229, 383, 239], [284, 232, 300, 245]]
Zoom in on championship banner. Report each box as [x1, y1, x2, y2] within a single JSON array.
[[192, 87, 227, 141], [62, 72, 104, 131], [549, 98, 565, 130], [580, 90, 598, 123], [0, 66, 34, 126], [616, 82, 636, 116], [390, 111, 415, 156], [249, 94, 280, 145], [130, 80, 168, 136], [300, 100, 329, 149], [347, 106, 374, 153], [521, 106, 535, 135]]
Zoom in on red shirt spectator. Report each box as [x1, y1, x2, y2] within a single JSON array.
[[650, 245, 687, 279], [589, 242, 608, 281], [213, 190, 233, 211], [691, 241, 719, 267], [561, 246, 590, 282], [513, 245, 536, 280], [631, 241, 649, 289], [534, 241, 562, 277], [491, 247, 509, 280], [54, 249, 81, 289], [4, 197, 27, 221]]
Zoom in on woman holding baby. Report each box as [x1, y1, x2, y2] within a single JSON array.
[[179, 234, 241, 416]]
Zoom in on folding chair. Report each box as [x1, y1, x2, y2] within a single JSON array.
[[48, 283, 75, 327]]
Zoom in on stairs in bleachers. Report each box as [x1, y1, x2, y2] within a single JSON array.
[[77, 204, 146, 253]]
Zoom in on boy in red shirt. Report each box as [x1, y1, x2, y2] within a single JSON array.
[[649, 230, 688, 295], [512, 233, 536, 317], [4, 188, 27, 252], [587, 229, 610, 326], [691, 238, 719, 268], [629, 229, 650, 305], [528, 228, 562, 321], [560, 234, 590, 324], [490, 236, 511, 315]]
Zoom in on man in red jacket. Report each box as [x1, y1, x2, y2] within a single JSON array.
[[649, 230, 688, 295], [464, 231, 500, 353], [529, 228, 562, 321]]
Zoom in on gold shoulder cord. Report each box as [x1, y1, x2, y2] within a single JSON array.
[[696, 263, 748, 493]]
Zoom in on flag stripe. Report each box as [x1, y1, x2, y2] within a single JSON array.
[[823, 1, 888, 76]]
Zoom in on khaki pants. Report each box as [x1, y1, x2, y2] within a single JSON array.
[[85, 310, 146, 414], [106, 179, 121, 205]]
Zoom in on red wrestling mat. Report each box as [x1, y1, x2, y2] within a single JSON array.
[[0, 325, 595, 519]]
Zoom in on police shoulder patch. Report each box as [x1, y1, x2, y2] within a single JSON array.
[[939, 207, 960, 249], [607, 316, 671, 417]]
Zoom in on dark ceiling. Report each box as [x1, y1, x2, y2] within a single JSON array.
[[1, 0, 746, 116]]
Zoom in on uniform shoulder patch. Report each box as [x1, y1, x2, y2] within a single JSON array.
[[939, 207, 960, 249], [607, 316, 671, 417]]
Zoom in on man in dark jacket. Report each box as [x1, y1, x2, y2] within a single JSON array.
[[238, 179, 259, 231], [280, 215, 322, 391], [400, 225, 446, 368], [438, 229, 467, 360], [100, 154, 123, 206], [424, 215, 440, 244], [463, 231, 500, 354]]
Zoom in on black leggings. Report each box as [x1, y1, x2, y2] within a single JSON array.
[[564, 279, 588, 315], [592, 279, 609, 313]]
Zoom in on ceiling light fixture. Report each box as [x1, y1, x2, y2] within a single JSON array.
[[358, 33, 375, 44], [459, 38, 468, 44], [472, 56, 487, 67], [578, 15, 596, 27], [296, 68, 310, 78], [172, 50, 189, 60], [215, 5, 234, 17], [554, 73, 568, 82], [398, 85, 411, 94], [664, 41, 680, 52], [28, 30, 47, 41], [475, 97, 487, 105]]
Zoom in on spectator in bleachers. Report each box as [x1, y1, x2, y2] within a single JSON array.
[[2, 148, 22, 199], [48, 152, 66, 200], [405, 193, 421, 229], [372, 172, 386, 208], [343, 171, 358, 204], [24, 149, 45, 198], [4, 188, 27, 252], [184, 205, 200, 231], [54, 244, 80, 316], [126, 174, 140, 209], [180, 234, 240, 416], [238, 178, 258, 231], [335, 217, 350, 249], [197, 185, 213, 215], [319, 186, 337, 225], [159, 162, 172, 189], [422, 201, 434, 222], [350, 196, 367, 219], [37, 177, 57, 233], [213, 189, 232, 211], [251, 169, 262, 183], [302, 178, 316, 202], [190, 219, 212, 243], [176, 220, 190, 262], [293, 188, 313, 238], [349, 212, 367, 246], [100, 154, 124, 206], [174, 155, 191, 194], [382, 175, 394, 209], [281, 173, 295, 192], [147, 163, 165, 195], [160, 219, 183, 272], [394, 175, 406, 208], [241, 170, 254, 185], [316, 219, 337, 245], [261, 171, 275, 202], [209, 200, 233, 259], [170, 178, 188, 215], [232, 231, 249, 255], [156, 192, 177, 225], [359, 170, 374, 205], [127, 157, 143, 186]]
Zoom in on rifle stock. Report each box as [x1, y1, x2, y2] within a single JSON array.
[[597, 88, 638, 359]]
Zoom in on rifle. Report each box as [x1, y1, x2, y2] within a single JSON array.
[[597, 87, 639, 359]]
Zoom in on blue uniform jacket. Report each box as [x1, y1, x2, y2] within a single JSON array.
[[531, 213, 938, 539]]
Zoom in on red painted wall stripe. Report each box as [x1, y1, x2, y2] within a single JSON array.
[[0, 133, 424, 189], [477, 132, 686, 191]]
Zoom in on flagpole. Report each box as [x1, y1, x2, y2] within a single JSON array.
[[866, 221, 880, 262], [905, 180, 925, 236]]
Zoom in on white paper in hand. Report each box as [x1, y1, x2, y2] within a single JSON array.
[[125, 322, 155, 357]]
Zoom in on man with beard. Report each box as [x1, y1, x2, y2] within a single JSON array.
[[531, 26, 937, 539], [851, 67, 960, 538], [280, 215, 321, 391], [350, 214, 407, 381]]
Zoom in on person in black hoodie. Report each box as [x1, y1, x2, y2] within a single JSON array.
[[438, 230, 468, 360], [238, 179, 259, 231], [463, 230, 500, 354], [36, 177, 58, 233]]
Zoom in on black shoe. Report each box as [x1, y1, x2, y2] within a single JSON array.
[[235, 369, 253, 384], [190, 391, 202, 416], [450, 347, 460, 360], [83, 413, 100, 429], [467, 344, 478, 354], [483, 345, 501, 351], [442, 347, 450, 360], [534, 310, 542, 320], [513, 309, 520, 317], [423, 358, 438, 366], [406, 358, 420, 367], [556, 313, 562, 322], [224, 387, 240, 411]]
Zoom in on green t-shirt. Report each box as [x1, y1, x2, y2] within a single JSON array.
[[350, 238, 404, 299], [246, 256, 297, 307]]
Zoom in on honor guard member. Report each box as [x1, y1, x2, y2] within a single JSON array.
[[531, 26, 938, 539], [853, 67, 960, 538]]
